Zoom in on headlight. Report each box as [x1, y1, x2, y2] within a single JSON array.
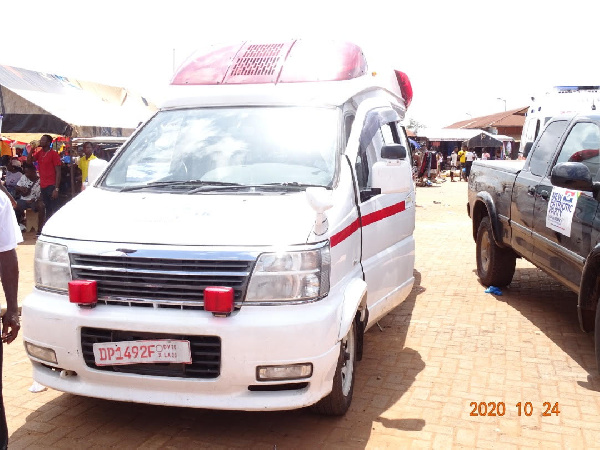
[[34, 241, 71, 293], [246, 244, 330, 303]]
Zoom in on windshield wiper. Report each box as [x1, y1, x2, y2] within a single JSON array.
[[120, 180, 239, 192], [186, 182, 250, 194], [262, 182, 329, 189], [187, 182, 329, 194]]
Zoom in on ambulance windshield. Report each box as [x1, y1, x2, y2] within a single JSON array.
[[102, 106, 339, 190]]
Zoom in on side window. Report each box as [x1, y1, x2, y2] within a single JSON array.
[[380, 123, 395, 144], [355, 121, 394, 193], [529, 120, 568, 176], [555, 122, 600, 181], [524, 118, 539, 143], [344, 114, 355, 147], [394, 123, 414, 167]]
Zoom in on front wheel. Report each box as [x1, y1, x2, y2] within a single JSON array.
[[476, 216, 516, 287], [310, 321, 357, 416]]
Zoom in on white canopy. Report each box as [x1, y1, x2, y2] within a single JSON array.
[[0, 64, 156, 137], [417, 128, 514, 142]]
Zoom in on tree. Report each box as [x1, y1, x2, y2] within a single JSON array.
[[406, 118, 425, 134]]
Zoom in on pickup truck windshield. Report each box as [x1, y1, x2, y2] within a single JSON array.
[[102, 106, 339, 190]]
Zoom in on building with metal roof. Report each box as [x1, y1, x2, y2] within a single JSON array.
[[444, 106, 527, 141]]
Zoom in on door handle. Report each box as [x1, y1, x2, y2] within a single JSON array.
[[527, 187, 536, 196], [540, 190, 549, 200]]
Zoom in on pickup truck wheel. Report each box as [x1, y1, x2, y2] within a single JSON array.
[[310, 321, 357, 416], [595, 305, 600, 374], [476, 216, 516, 287]]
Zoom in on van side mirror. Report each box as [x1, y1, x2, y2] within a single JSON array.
[[371, 159, 413, 195], [86, 158, 109, 187], [305, 187, 334, 235], [523, 142, 533, 158], [551, 162, 598, 192], [381, 144, 407, 160]]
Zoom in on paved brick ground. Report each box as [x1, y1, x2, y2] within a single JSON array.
[[3, 180, 600, 448]]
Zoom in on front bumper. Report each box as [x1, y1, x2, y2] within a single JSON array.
[[22, 289, 343, 411]]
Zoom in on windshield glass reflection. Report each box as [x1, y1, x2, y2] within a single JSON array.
[[103, 106, 339, 190]]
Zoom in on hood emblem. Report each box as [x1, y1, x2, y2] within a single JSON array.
[[100, 249, 137, 257]]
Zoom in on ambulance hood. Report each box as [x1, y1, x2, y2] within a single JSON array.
[[43, 187, 318, 246]]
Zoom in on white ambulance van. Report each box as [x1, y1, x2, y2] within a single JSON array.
[[521, 85, 600, 156], [23, 40, 416, 415]]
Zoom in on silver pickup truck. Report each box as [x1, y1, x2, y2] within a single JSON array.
[[467, 113, 600, 370]]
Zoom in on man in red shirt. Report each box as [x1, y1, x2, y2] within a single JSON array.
[[27, 135, 61, 229]]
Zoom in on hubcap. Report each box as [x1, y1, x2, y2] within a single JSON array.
[[340, 324, 355, 396], [480, 229, 490, 273]]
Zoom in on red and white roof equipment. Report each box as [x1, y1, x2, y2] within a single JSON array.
[[171, 40, 367, 85], [171, 39, 413, 109]]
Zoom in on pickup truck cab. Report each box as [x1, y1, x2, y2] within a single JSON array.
[[469, 113, 600, 369], [22, 40, 416, 415]]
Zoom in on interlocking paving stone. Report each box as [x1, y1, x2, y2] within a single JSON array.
[[2, 180, 600, 447]]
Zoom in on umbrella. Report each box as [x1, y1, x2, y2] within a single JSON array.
[[409, 138, 421, 149], [463, 132, 503, 148]]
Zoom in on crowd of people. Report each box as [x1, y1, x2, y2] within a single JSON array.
[[1, 135, 103, 235], [412, 145, 502, 185]]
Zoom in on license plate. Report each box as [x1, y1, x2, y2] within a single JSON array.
[[93, 340, 192, 366]]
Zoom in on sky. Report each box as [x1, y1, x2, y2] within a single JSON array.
[[2, 0, 600, 129]]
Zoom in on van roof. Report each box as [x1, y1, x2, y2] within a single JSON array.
[[160, 77, 404, 111], [528, 87, 600, 117], [161, 40, 411, 112]]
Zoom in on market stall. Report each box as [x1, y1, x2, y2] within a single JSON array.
[[416, 128, 514, 160], [0, 64, 155, 200], [0, 64, 155, 137]]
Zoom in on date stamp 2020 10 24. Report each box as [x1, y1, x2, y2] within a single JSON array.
[[470, 402, 560, 417]]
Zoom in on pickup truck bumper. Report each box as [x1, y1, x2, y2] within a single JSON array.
[[22, 288, 343, 411]]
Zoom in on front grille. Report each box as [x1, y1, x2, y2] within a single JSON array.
[[70, 253, 254, 309], [81, 327, 221, 379]]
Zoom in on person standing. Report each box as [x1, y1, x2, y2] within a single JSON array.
[[0, 185, 22, 449], [450, 149, 458, 182], [458, 146, 466, 180], [27, 135, 61, 228], [77, 142, 97, 189], [428, 148, 436, 180], [436, 151, 443, 173], [413, 151, 422, 174], [465, 147, 475, 179]]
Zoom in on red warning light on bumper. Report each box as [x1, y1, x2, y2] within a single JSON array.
[[68, 280, 98, 306], [204, 286, 234, 315]]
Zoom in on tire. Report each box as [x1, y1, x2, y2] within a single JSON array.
[[595, 304, 600, 374], [310, 321, 357, 416], [476, 216, 516, 287], [582, 278, 600, 333]]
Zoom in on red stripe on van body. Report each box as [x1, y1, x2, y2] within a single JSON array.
[[330, 201, 406, 247], [361, 200, 406, 226], [330, 219, 360, 248]]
